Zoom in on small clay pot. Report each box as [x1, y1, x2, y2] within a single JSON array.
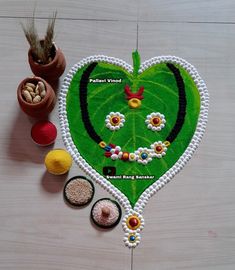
[[28, 42, 66, 81], [17, 77, 56, 118]]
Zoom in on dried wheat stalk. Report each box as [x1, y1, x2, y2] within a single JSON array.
[[21, 11, 57, 64], [43, 11, 57, 63]]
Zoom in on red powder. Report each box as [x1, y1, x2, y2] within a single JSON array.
[[31, 121, 57, 146]]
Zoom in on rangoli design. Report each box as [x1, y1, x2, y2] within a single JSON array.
[[59, 51, 209, 248]]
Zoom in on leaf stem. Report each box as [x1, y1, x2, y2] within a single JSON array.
[[132, 50, 141, 77]]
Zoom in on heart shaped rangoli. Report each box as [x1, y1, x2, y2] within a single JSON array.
[[59, 51, 209, 248]]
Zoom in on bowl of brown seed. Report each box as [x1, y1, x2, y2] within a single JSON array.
[[17, 77, 56, 118]]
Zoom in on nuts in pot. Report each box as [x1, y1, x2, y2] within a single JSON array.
[[33, 95, 42, 103], [22, 90, 33, 103], [21, 81, 46, 104]]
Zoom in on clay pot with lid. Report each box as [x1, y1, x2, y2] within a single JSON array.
[[17, 77, 56, 118], [28, 42, 66, 81]]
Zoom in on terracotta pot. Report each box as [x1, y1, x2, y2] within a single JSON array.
[[17, 77, 56, 118], [28, 42, 66, 81]]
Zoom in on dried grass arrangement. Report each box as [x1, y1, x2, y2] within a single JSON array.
[[21, 11, 57, 65]]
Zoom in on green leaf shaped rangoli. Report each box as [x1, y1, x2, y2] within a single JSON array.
[[59, 52, 209, 248]]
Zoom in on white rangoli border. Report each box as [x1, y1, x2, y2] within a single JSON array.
[[59, 55, 209, 248]]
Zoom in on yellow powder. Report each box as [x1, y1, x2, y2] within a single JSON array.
[[45, 149, 72, 175]]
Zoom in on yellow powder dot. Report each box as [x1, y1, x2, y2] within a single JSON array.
[[164, 141, 171, 147], [45, 149, 72, 175], [128, 98, 141, 109], [99, 141, 106, 148]]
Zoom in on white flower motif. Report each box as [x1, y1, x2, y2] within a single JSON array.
[[134, 147, 153, 165], [145, 112, 166, 131], [150, 141, 167, 158], [123, 232, 141, 248], [122, 211, 145, 233], [110, 146, 122, 160], [122, 211, 144, 248], [105, 112, 125, 131]]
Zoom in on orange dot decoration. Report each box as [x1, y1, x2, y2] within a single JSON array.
[[122, 152, 129, 161]]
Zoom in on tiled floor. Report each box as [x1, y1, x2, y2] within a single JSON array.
[[0, 1, 235, 269]]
